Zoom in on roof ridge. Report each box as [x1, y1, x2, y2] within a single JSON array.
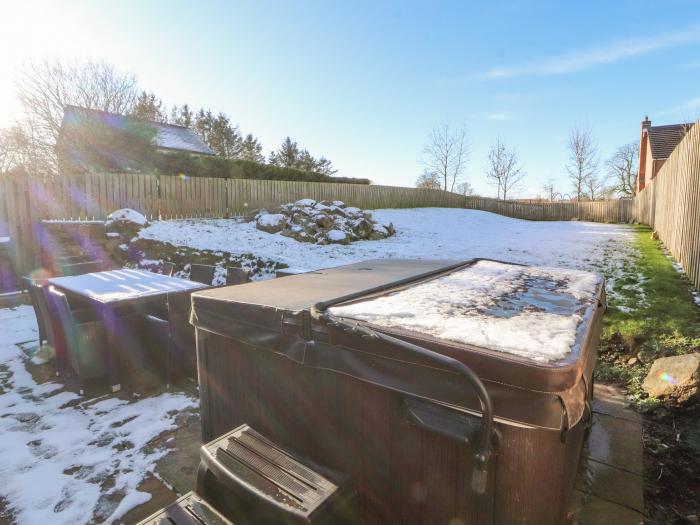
[[63, 105, 191, 130]]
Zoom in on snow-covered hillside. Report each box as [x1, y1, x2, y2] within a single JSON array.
[[140, 208, 634, 274]]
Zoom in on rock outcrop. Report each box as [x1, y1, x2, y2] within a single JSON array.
[[642, 353, 700, 404], [254, 199, 395, 245]]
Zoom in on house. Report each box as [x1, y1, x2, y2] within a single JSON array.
[[57, 105, 214, 172], [637, 116, 693, 193]]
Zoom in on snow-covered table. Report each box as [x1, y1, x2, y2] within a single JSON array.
[[49, 269, 208, 391]]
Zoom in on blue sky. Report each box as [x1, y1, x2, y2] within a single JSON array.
[[1, 0, 699, 196]]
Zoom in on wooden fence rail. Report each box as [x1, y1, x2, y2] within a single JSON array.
[[465, 196, 632, 223], [0, 171, 637, 283], [632, 117, 700, 290], [0, 174, 467, 276]]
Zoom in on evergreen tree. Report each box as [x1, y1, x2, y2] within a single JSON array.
[[169, 104, 194, 128], [314, 156, 337, 176], [296, 149, 316, 172], [130, 91, 166, 122], [239, 134, 265, 163], [269, 137, 300, 167], [193, 109, 242, 158]]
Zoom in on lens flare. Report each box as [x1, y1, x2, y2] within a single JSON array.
[[658, 372, 677, 384]]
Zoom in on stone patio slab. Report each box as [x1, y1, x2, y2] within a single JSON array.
[[569, 489, 644, 525], [583, 411, 643, 475], [575, 457, 644, 512]]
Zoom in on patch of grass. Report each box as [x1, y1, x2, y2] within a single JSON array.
[[597, 225, 700, 410]]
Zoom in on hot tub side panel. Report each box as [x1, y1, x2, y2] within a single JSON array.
[[197, 329, 587, 525]]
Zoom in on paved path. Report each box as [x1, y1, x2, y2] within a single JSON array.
[[569, 383, 645, 524]]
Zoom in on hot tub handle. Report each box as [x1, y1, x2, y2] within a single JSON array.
[[311, 303, 495, 495]]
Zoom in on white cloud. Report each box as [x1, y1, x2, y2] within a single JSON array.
[[473, 25, 700, 80], [486, 111, 516, 121]]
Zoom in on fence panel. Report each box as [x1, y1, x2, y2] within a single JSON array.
[[465, 196, 630, 222], [632, 117, 700, 289]]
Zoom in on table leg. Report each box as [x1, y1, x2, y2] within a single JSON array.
[[101, 304, 121, 392]]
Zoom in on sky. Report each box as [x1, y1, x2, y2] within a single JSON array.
[[1, 0, 699, 197]]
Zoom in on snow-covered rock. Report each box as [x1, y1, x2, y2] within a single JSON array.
[[106, 208, 147, 226], [254, 199, 395, 244], [326, 229, 349, 244], [256, 213, 287, 233], [105, 208, 148, 240]]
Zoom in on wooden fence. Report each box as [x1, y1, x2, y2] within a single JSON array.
[[0, 169, 642, 282], [465, 196, 632, 223], [632, 117, 700, 289], [0, 174, 466, 276]]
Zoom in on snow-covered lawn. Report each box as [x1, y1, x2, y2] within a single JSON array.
[[140, 208, 636, 284], [0, 306, 197, 525]]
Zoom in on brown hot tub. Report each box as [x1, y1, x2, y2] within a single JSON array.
[[190, 259, 605, 525]]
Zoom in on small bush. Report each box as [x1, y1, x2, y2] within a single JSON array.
[[151, 152, 370, 184]]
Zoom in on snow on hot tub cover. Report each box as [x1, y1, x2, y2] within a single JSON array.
[[329, 260, 602, 363]]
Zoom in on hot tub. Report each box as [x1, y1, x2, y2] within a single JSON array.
[[190, 259, 605, 524]]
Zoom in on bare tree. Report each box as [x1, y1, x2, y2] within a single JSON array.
[[485, 139, 525, 200], [605, 142, 638, 197], [584, 173, 606, 200], [455, 181, 475, 196], [422, 122, 469, 192], [415, 169, 442, 189], [542, 178, 558, 201], [16, 60, 139, 173], [566, 125, 599, 200]]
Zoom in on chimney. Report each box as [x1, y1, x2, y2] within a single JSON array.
[[637, 116, 651, 193]]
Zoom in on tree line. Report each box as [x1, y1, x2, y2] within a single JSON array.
[[0, 60, 337, 179], [416, 122, 639, 200]]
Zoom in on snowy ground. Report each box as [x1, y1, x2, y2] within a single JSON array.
[[0, 306, 197, 525], [140, 208, 637, 293]]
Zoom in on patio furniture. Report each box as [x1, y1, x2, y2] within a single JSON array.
[[142, 313, 173, 386], [49, 269, 208, 392], [0, 236, 18, 292], [23, 276, 49, 346], [162, 261, 175, 276], [190, 264, 216, 285], [190, 259, 606, 525], [61, 260, 105, 276], [225, 267, 250, 286], [167, 291, 197, 378], [48, 286, 108, 387]]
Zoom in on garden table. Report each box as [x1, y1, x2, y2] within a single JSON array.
[[49, 268, 208, 392]]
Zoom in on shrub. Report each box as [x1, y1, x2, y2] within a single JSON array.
[[151, 152, 370, 184]]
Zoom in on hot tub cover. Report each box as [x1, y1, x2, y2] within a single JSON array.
[[329, 260, 601, 364], [191, 259, 606, 432]]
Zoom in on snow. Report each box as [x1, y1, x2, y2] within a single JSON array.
[[139, 208, 634, 279], [331, 260, 601, 363], [105, 232, 120, 238], [0, 236, 10, 244], [327, 229, 347, 242], [257, 213, 286, 228], [0, 306, 197, 524], [106, 208, 147, 226], [295, 199, 317, 207], [49, 269, 207, 304]]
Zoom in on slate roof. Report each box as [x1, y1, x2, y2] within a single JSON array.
[[60, 105, 215, 156], [648, 123, 693, 160]]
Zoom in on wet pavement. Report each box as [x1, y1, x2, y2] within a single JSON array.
[[568, 382, 645, 524]]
